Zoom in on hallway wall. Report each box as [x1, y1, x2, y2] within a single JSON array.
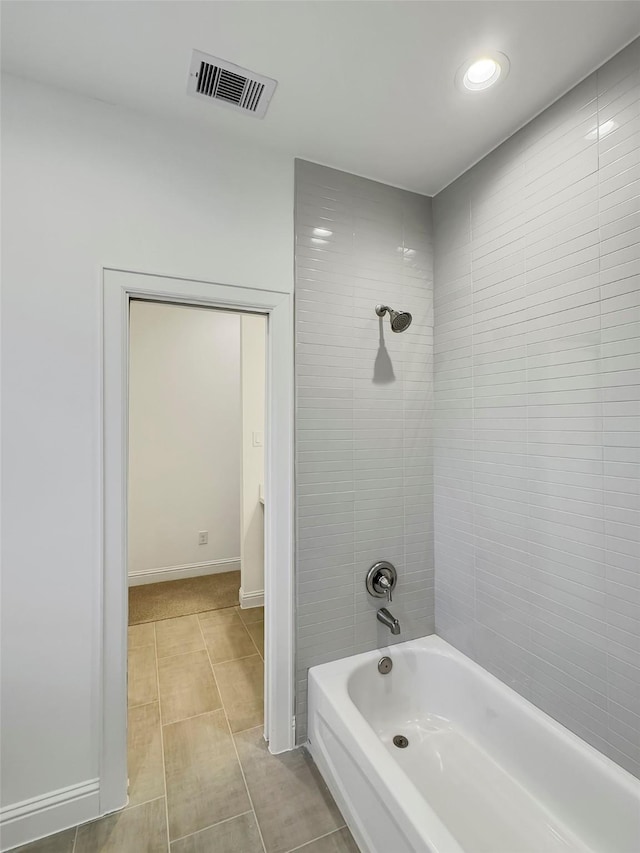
[[128, 301, 241, 581]]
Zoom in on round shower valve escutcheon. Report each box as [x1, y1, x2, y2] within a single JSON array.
[[366, 561, 398, 601]]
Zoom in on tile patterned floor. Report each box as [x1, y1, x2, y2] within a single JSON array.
[[15, 606, 358, 853]]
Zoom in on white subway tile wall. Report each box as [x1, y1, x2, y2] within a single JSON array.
[[294, 160, 435, 742], [433, 38, 640, 779]]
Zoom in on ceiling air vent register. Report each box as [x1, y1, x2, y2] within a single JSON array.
[[187, 50, 277, 119]]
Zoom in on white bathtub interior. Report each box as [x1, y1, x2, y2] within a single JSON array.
[[373, 720, 588, 852], [309, 636, 640, 853]]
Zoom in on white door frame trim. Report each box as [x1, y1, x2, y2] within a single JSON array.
[[101, 268, 294, 814]]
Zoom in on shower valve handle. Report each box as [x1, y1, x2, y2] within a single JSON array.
[[378, 575, 393, 603], [366, 561, 398, 603]]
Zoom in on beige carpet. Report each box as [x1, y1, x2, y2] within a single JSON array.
[[128, 571, 240, 625]]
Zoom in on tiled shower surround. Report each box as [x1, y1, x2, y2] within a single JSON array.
[[434, 39, 640, 778], [294, 38, 639, 775], [294, 160, 435, 742]]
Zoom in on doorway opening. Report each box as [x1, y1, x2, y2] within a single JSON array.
[[127, 298, 266, 773], [102, 270, 294, 816]]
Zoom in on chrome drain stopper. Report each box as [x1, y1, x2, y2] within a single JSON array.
[[393, 735, 409, 748], [378, 656, 392, 674]]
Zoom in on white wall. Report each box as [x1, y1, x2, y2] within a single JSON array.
[[128, 302, 241, 580], [0, 71, 293, 833], [240, 315, 266, 605]]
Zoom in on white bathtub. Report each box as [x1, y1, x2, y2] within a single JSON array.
[[308, 635, 640, 853]]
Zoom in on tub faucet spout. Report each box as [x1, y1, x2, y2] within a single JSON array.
[[377, 607, 401, 635]]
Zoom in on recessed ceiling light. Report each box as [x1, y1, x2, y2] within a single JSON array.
[[467, 59, 499, 85], [311, 237, 329, 245], [456, 52, 510, 92], [313, 227, 333, 237]]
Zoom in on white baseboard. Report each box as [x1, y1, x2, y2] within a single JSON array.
[[239, 586, 264, 608], [128, 558, 240, 586], [0, 779, 100, 851]]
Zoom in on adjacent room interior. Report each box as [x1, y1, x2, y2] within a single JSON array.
[[127, 300, 267, 822]]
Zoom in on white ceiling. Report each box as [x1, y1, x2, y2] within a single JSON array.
[[2, 1, 640, 195]]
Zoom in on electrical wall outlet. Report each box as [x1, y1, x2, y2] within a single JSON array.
[[198, 531, 208, 545]]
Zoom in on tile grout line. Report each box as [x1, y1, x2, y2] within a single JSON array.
[[131, 603, 240, 629], [284, 825, 348, 853], [126, 699, 159, 711], [211, 651, 263, 667], [169, 809, 255, 845], [162, 707, 223, 727], [152, 622, 172, 853], [232, 719, 267, 736], [160, 703, 268, 734], [196, 613, 269, 853], [158, 646, 259, 666], [74, 797, 168, 849], [121, 794, 166, 811], [129, 698, 161, 710], [197, 606, 264, 662], [227, 728, 268, 853], [155, 644, 208, 662], [235, 610, 264, 661]]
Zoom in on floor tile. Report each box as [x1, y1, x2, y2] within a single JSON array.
[[127, 702, 164, 806], [246, 620, 264, 658], [199, 611, 256, 663], [170, 811, 262, 852], [155, 615, 205, 659], [234, 728, 344, 853], [236, 605, 264, 624], [128, 622, 155, 649], [198, 606, 238, 624], [294, 827, 360, 853], [12, 828, 76, 853], [128, 643, 158, 707], [163, 709, 250, 840], [214, 655, 264, 732], [75, 798, 167, 853], [158, 649, 221, 724]]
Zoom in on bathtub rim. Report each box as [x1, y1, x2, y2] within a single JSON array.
[[310, 633, 640, 796]]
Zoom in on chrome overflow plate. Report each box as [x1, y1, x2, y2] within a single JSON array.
[[378, 656, 392, 675], [366, 561, 398, 602]]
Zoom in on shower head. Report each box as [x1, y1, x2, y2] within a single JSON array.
[[375, 304, 412, 333]]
